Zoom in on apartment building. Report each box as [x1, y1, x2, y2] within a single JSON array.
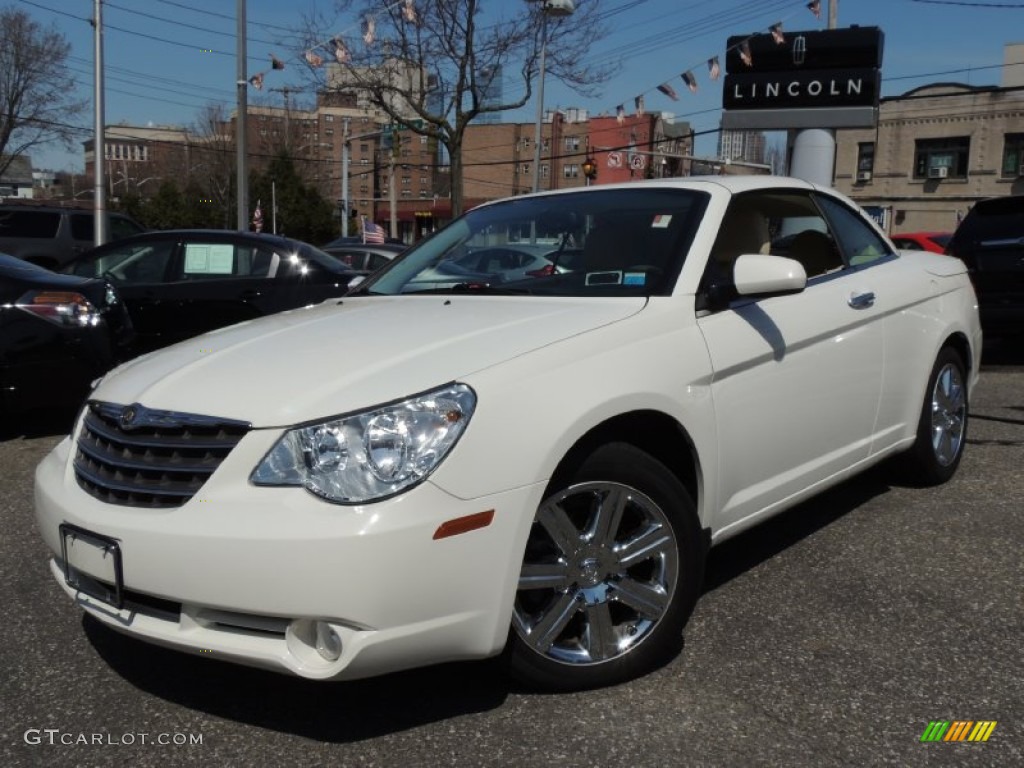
[[834, 43, 1024, 233]]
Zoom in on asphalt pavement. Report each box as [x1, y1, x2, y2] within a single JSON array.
[[1, 339, 1020, 768]]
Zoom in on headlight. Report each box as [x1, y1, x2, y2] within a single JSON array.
[[251, 383, 476, 504], [15, 290, 102, 327]]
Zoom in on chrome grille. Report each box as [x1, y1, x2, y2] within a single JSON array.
[[74, 401, 251, 508]]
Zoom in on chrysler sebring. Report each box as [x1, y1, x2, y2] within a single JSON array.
[[35, 177, 981, 691]]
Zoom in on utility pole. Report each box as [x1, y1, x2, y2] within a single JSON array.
[[92, 0, 107, 247], [236, 0, 248, 231], [341, 118, 350, 237]]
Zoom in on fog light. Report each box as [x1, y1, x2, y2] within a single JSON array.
[[315, 621, 342, 661]]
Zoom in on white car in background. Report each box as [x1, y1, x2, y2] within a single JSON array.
[[35, 176, 981, 691]]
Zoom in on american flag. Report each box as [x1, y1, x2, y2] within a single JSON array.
[[362, 217, 385, 244]]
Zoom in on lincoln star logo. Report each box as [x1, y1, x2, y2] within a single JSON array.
[[119, 406, 138, 429], [792, 35, 807, 67]]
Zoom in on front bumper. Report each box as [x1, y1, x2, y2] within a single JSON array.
[[35, 432, 543, 680]]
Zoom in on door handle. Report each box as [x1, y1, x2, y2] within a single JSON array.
[[848, 291, 876, 309]]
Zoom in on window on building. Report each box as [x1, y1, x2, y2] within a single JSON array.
[[1001, 133, 1024, 177], [401, 190, 412, 198], [420, 135, 428, 145], [564, 164, 579, 178], [857, 142, 875, 174], [325, 114, 334, 122], [565, 136, 580, 151], [913, 137, 969, 179], [360, 143, 369, 152], [520, 163, 531, 175], [325, 128, 334, 136], [541, 165, 549, 178], [402, 177, 411, 185]]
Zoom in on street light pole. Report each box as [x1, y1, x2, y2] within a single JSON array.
[[528, 1, 575, 193]]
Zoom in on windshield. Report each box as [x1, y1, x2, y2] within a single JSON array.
[[363, 187, 709, 296]]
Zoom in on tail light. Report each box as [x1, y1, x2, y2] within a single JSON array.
[[16, 290, 103, 327], [526, 264, 556, 277]]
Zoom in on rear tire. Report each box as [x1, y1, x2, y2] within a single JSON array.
[[507, 442, 704, 691], [900, 347, 968, 485]]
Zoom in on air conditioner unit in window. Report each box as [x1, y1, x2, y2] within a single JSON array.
[[928, 166, 949, 179], [856, 171, 872, 182]]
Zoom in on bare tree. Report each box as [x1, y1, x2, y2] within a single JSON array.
[[189, 104, 237, 229], [0, 8, 87, 178], [300, 0, 610, 216]]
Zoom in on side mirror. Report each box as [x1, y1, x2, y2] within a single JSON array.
[[733, 253, 807, 296]]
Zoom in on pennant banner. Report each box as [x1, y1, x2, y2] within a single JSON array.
[[331, 37, 350, 63], [807, 0, 822, 19], [708, 56, 720, 81], [657, 82, 679, 101], [304, 49, 323, 67], [681, 70, 697, 94], [402, 0, 418, 23], [739, 39, 753, 67], [363, 16, 376, 45], [770, 23, 785, 45]]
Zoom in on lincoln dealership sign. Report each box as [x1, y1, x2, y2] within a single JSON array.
[[721, 27, 884, 130]]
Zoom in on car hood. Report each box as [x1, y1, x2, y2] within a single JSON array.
[[95, 295, 647, 426]]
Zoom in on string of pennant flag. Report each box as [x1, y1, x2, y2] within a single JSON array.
[[250, 0, 824, 117], [621, 0, 822, 123]]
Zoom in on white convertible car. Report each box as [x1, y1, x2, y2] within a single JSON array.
[[35, 177, 981, 691]]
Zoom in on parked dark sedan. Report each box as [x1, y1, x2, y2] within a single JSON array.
[[65, 230, 361, 354], [0, 254, 132, 415]]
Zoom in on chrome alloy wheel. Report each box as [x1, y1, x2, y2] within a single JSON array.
[[930, 361, 966, 467], [513, 481, 679, 666]]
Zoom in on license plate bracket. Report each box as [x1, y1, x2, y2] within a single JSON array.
[[60, 523, 124, 610]]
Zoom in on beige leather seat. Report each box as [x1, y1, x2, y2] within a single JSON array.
[[710, 202, 771, 276]]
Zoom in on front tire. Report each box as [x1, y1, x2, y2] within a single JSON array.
[[901, 347, 968, 485], [507, 443, 704, 691]]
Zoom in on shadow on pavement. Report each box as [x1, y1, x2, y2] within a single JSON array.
[[702, 464, 892, 594]]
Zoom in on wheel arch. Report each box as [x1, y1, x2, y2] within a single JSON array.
[[546, 409, 705, 527], [940, 331, 973, 379]]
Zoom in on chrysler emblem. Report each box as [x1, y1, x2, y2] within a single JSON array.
[[792, 35, 807, 67], [120, 406, 138, 429]]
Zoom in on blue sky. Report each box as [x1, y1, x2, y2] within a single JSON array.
[[15, 0, 1024, 172]]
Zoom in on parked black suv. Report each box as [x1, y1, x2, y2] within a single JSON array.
[[0, 204, 144, 271], [946, 195, 1024, 336]]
